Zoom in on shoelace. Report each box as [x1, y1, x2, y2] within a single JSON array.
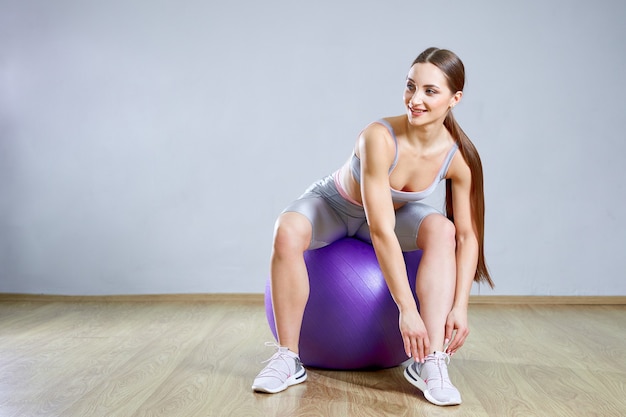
[[427, 351, 451, 365], [256, 342, 294, 380], [262, 341, 281, 352], [424, 352, 453, 389]]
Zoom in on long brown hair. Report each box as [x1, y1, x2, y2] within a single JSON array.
[[413, 48, 494, 288]]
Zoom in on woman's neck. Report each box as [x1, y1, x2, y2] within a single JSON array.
[[403, 116, 450, 149]]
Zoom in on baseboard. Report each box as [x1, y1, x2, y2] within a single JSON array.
[[468, 295, 626, 305], [0, 293, 264, 303], [1, 293, 625, 305]]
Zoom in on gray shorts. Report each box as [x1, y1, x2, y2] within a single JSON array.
[[282, 175, 441, 251]]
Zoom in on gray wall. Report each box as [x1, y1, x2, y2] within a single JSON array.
[[1, 0, 625, 295]]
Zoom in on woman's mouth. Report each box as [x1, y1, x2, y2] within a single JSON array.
[[409, 107, 427, 116]]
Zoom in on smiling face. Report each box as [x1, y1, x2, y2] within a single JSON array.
[[403, 63, 462, 127]]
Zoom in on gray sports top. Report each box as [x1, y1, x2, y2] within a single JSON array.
[[350, 119, 458, 203]]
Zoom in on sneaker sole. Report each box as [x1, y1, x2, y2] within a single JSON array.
[[403, 364, 428, 392], [403, 365, 461, 406], [252, 368, 307, 394]]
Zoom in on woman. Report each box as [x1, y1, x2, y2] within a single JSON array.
[[252, 47, 493, 407]]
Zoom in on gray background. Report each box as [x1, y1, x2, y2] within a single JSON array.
[[1, 0, 625, 296]]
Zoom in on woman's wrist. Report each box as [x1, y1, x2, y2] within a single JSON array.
[[397, 299, 419, 313], [452, 294, 470, 310]]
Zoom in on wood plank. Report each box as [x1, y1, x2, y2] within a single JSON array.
[[0, 300, 625, 416]]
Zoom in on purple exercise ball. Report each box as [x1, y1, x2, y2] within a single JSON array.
[[265, 237, 421, 370]]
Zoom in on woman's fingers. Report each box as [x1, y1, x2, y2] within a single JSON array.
[[404, 334, 428, 362], [446, 327, 469, 354], [410, 334, 429, 362], [399, 311, 429, 362], [403, 335, 411, 358]]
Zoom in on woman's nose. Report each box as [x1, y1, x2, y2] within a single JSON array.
[[409, 91, 423, 106]]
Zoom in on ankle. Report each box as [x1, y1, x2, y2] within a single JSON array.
[[278, 343, 299, 355]]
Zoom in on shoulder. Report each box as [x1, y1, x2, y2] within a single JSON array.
[[357, 118, 396, 154], [447, 146, 471, 185], [361, 118, 394, 138], [356, 119, 400, 172]]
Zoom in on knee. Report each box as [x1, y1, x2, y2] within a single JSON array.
[[273, 213, 312, 255], [418, 215, 456, 251]]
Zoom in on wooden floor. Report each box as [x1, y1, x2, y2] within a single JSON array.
[[0, 298, 625, 417]]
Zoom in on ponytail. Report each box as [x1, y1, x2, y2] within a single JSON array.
[[444, 112, 494, 288], [412, 47, 493, 287]]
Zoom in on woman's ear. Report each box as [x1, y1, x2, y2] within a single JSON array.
[[449, 91, 463, 109]]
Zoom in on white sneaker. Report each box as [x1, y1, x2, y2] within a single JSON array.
[[404, 351, 462, 406], [252, 343, 307, 394]]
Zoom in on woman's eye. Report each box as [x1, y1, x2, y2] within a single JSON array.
[[426, 89, 437, 95], [406, 83, 416, 91]]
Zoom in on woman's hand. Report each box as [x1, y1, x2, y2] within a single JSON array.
[[399, 307, 430, 363], [444, 306, 469, 355]]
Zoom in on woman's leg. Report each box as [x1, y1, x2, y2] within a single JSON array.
[[252, 211, 315, 394], [392, 207, 462, 405], [270, 211, 313, 354], [254, 177, 352, 394], [415, 214, 457, 352]]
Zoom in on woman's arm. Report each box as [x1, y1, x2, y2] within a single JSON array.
[[359, 124, 430, 362], [444, 155, 479, 354]]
